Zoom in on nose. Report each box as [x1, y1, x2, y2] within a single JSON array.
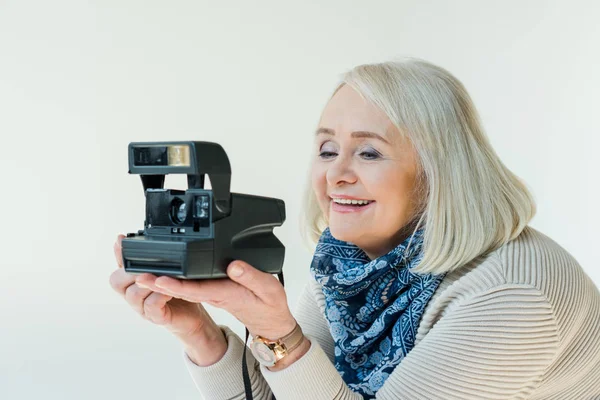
[[326, 154, 358, 187]]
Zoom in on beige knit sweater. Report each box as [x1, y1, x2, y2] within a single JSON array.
[[182, 226, 600, 399]]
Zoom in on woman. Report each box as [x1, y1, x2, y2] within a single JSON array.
[[109, 58, 600, 399]]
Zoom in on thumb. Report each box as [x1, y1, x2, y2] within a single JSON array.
[[114, 234, 126, 268], [226, 260, 282, 302]]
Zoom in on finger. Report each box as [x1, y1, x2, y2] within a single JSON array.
[[143, 292, 173, 325], [109, 268, 137, 296], [135, 273, 163, 292], [113, 234, 126, 268], [125, 283, 154, 317], [136, 274, 200, 303], [226, 260, 284, 303], [152, 275, 249, 309]]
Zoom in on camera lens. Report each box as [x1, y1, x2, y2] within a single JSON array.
[[170, 197, 187, 225]]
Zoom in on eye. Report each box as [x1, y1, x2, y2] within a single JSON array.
[[360, 151, 380, 160], [318, 151, 337, 159]]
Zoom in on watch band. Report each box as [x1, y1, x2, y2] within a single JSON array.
[[277, 322, 304, 354], [251, 323, 305, 366]]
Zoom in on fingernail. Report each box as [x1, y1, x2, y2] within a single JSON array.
[[230, 264, 244, 277], [136, 282, 149, 289]]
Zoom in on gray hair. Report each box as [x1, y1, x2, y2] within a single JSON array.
[[299, 57, 536, 275]]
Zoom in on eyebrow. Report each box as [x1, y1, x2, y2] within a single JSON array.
[[315, 127, 390, 145]]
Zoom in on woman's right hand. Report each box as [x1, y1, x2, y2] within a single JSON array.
[[109, 234, 228, 366]]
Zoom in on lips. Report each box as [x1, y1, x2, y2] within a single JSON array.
[[329, 194, 374, 203]]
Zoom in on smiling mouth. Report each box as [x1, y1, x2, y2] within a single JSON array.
[[330, 198, 375, 208]]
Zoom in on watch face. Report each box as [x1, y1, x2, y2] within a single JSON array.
[[251, 341, 276, 367]]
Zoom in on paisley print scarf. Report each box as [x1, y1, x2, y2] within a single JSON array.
[[310, 227, 447, 398]]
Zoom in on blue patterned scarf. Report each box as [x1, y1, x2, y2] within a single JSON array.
[[310, 227, 447, 398]]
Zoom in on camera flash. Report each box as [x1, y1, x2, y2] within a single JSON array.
[[167, 145, 191, 167]]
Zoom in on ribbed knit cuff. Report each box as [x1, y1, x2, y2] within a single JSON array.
[[182, 325, 258, 399], [260, 335, 347, 400]]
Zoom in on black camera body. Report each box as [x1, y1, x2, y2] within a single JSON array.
[[121, 141, 286, 279]]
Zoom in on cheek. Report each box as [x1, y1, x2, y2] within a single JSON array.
[[310, 167, 320, 194], [311, 165, 328, 208], [369, 169, 416, 215], [311, 163, 326, 189]]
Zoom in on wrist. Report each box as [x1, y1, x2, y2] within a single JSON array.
[[267, 336, 311, 372], [180, 326, 228, 367]]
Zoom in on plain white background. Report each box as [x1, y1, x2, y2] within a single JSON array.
[[0, 1, 598, 399]]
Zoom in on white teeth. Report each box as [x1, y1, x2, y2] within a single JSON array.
[[332, 198, 372, 205]]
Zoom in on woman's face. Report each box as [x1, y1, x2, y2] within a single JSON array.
[[311, 84, 421, 259]]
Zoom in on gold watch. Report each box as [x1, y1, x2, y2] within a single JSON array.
[[250, 323, 304, 367]]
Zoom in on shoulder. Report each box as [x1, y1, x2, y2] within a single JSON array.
[[495, 225, 586, 290], [496, 226, 600, 342], [440, 225, 593, 299], [422, 225, 600, 345], [493, 226, 600, 326]]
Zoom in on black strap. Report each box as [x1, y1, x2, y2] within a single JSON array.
[[242, 271, 284, 400]]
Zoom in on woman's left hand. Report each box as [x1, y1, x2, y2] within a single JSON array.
[[135, 260, 297, 340]]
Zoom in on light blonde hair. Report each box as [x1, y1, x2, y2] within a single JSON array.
[[299, 57, 536, 275]]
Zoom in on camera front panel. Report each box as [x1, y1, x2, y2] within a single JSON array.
[[145, 188, 214, 238]]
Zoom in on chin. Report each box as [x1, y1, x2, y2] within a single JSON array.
[[328, 225, 359, 245]]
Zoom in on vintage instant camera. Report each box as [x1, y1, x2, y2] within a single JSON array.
[[121, 141, 286, 279]]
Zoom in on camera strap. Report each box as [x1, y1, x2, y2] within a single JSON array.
[[242, 271, 284, 400]]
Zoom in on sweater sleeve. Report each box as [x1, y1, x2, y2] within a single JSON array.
[[259, 284, 560, 400], [180, 279, 338, 399], [182, 325, 273, 399]]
